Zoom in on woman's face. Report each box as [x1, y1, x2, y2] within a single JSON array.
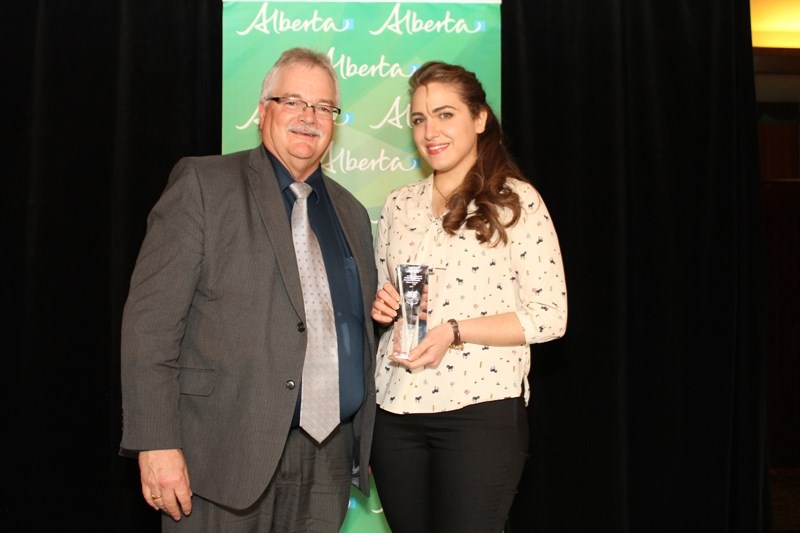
[[410, 82, 487, 181]]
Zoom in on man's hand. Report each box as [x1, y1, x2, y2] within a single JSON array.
[[139, 449, 193, 521]]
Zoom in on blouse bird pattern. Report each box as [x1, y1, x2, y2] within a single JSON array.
[[375, 176, 568, 414]]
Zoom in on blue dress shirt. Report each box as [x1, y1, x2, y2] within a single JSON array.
[[265, 148, 366, 425]]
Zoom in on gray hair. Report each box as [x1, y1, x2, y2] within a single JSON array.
[[259, 47, 340, 105]]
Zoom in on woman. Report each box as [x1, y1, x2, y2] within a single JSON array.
[[370, 61, 568, 533]]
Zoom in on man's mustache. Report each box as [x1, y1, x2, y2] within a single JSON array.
[[288, 124, 322, 137]]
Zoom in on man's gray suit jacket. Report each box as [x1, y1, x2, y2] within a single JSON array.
[[120, 146, 377, 510]]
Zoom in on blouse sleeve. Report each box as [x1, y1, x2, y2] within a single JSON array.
[[374, 192, 394, 289], [508, 181, 568, 344]]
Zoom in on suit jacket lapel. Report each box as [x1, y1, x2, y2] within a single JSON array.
[[245, 147, 305, 318]]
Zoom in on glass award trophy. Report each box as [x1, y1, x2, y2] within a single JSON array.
[[394, 263, 429, 359]]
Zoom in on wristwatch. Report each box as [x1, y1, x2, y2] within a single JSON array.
[[447, 319, 464, 350]]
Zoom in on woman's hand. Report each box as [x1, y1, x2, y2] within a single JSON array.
[[390, 323, 454, 370], [371, 282, 400, 325]]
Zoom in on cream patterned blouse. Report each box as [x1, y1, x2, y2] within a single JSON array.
[[374, 175, 568, 414]]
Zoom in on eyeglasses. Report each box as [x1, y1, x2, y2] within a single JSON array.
[[266, 97, 341, 120]]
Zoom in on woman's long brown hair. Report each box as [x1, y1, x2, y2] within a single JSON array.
[[410, 61, 526, 246]]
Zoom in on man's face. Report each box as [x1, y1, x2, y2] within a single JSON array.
[[258, 64, 337, 181]]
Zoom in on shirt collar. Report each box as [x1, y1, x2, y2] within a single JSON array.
[[264, 146, 324, 203]]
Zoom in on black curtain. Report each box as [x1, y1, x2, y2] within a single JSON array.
[[3, 1, 769, 531]]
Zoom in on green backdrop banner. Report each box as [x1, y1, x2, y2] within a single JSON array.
[[223, 0, 501, 223], [222, 1, 501, 530]]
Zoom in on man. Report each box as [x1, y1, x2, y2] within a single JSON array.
[[120, 48, 377, 532]]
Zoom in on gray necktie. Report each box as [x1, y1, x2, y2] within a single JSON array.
[[290, 181, 340, 443]]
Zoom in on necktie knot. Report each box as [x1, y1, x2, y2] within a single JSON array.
[[290, 181, 312, 200]]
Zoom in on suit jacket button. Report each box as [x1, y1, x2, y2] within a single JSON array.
[[297, 322, 306, 332], [286, 380, 296, 390]]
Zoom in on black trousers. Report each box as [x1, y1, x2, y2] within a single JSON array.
[[370, 397, 529, 533], [162, 423, 354, 533]]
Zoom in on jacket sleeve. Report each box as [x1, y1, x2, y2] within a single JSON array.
[[120, 157, 205, 453]]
